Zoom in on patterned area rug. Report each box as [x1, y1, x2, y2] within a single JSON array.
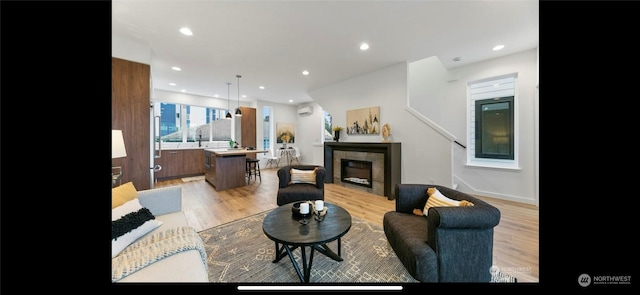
[[198, 210, 517, 283], [198, 211, 417, 283]]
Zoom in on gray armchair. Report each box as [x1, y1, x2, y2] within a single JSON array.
[[276, 165, 325, 206], [383, 184, 501, 282]]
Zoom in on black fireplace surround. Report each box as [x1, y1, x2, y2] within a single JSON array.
[[324, 142, 401, 199]]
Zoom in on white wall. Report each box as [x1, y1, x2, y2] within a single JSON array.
[[310, 49, 539, 205], [292, 102, 325, 166], [309, 63, 454, 187], [408, 56, 450, 128], [446, 49, 538, 204]]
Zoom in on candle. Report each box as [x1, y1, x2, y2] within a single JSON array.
[[300, 202, 310, 214], [315, 200, 324, 211]]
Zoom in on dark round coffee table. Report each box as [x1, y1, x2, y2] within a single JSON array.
[[262, 202, 352, 283]]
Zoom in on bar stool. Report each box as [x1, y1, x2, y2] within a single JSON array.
[[246, 158, 261, 184]]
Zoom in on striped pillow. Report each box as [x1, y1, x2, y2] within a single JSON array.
[[289, 167, 318, 185], [423, 188, 460, 216]]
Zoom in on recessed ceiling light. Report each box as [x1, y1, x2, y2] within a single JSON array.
[[242, 95, 247, 98], [179, 27, 193, 36], [214, 94, 219, 97], [181, 89, 186, 92], [171, 66, 182, 71], [259, 86, 265, 89], [360, 43, 369, 50], [289, 99, 293, 103], [492, 45, 505, 51], [302, 70, 309, 76], [169, 82, 176, 86]]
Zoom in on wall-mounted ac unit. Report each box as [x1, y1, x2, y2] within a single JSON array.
[[297, 106, 313, 115]]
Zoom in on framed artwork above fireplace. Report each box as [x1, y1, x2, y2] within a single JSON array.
[[346, 106, 380, 135]]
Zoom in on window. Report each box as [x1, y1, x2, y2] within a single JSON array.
[[475, 96, 514, 160], [158, 103, 182, 142], [468, 74, 518, 168], [157, 102, 231, 144], [186, 105, 208, 142], [323, 111, 333, 142], [263, 106, 272, 150]]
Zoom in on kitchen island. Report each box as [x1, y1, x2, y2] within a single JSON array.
[[203, 148, 268, 191]]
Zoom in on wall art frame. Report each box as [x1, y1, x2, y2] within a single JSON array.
[[346, 106, 380, 135], [276, 122, 296, 144]]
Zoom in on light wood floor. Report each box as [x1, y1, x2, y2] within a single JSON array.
[[155, 167, 539, 283]]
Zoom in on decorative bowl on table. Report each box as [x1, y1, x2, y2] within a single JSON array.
[[313, 206, 328, 217], [313, 206, 328, 221]]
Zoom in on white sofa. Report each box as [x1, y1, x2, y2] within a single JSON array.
[[112, 186, 209, 282]]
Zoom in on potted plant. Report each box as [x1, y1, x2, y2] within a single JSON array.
[[332, 126, 343, 142]]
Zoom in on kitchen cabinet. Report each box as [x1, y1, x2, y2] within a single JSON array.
[[204, 148, 267, 190], [204, 150, 216, 186], [155, 149, 204, 180], [235, 107, 257, 158]]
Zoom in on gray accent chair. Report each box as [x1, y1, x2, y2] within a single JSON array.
[[383, 184, 500, 282], [276, 165, 325, 206]]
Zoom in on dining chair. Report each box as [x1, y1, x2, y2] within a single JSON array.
[[291, 147, 301, 165], [264, 149, 280, 169], [278, 148, 296, 166]]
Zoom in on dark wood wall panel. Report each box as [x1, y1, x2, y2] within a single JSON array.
[[112, 57, 151, 190], [241, 107, 257, 159]]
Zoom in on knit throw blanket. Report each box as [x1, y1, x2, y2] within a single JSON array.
[[112, 226, 207, 282]]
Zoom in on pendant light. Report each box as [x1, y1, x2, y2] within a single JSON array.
[[225, 82, 232, 119], [235, 74, 243, 116]]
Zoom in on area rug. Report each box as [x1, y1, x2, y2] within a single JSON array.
[[198, 211, 517, 283], [198, 211, 417, 283]]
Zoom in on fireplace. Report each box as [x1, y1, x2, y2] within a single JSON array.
[[324, 142, 401, 199], [341, 159, 373, 188]]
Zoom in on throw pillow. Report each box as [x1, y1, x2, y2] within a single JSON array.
[[112, 198, 162, 258], [112, 181, 139, 208], [289, 167, 318, 185], [414, 188, 475, 216], [423, 187, 461, 216]]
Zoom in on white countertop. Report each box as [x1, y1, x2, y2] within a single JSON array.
[[204, 148, 268, 156]]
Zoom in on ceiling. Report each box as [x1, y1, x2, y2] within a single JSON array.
[[112, 0, 538, 106]]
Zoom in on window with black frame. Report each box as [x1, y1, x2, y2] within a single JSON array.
[[474, 96, 514, 160]]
